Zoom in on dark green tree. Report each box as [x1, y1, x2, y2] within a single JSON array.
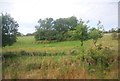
[[1, 13, 19, 47], [35, 18, 55, 40], [35, 16, 78, 41], [66, 16, 78, 30], [37, 18, 54, 30], [54, 16, 78, 32], [54, 18, 68, 32]]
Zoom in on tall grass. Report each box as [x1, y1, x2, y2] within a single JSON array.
[[2, 35, 118, 79]]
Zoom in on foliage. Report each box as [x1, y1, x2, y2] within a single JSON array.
[[70, 19, 89, 46], [81, 44, 116, 72], [1, 13, 19, 47], [89, 21, 103, 46], [2, 35, 118, 79], [34, 16, 78, 41], [35, 30, 58, 41], [89, 28, 103, 46], [54, 16, 77, 32]]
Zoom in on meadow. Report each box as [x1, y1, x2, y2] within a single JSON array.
[[2, 34, 118, 79]]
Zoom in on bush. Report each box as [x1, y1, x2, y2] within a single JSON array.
[[3, 52, 18, 59], [20, 50, 29, 56], [81, 44, 116, 72], [26, 63, 41, 71]]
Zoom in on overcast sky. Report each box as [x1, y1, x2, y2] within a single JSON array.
[[0, 0, 119, 34]]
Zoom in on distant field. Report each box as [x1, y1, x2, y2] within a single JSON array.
[[2, 35, 118, 79], [2, 35, 118, 53]]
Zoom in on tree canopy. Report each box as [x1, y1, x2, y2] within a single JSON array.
[[34, 16, 104, 46], [34, 16, 78, 41], [69, 19, 89, 46], [1, 13, 19, 47]]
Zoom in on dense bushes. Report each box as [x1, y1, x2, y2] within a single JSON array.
[[80, 44, 117, 72]]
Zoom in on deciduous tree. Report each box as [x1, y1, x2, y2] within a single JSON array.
[[1, 13, 19, 47]]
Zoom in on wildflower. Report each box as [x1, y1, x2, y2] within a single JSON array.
[[93, 69, 96, 72], [71, 62, 77, 67]]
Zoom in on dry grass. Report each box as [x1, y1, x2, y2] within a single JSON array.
[[2, 35, 119, 79]]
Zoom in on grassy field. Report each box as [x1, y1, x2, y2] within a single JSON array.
[[2, 35, 118, 79]]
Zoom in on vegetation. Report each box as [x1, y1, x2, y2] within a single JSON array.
[[89, 21, 103, 46], [35, 16, 77, 41], [2, 35, 118, 79], [69, 19, 89, 46], [1, 13, 118, 79], [34, 16, 104, 47], [103, 27, 120, 33], [1, 13, 19, 47]]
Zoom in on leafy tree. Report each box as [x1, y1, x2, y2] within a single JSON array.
[[89, 21, 103, 46], [35, 16, 78, 41], [64, 16, 78, 30], [71, 19, 89, 46], [54, 18, 69, 32], [37, 18, 54, 30], [89, 28, 103, 46], [35, 18, 55, 41], [1, 13, 19, 47], [34, 29, 46, 40], [54, 16, 78, 32]]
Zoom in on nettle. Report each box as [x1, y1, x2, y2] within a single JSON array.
[[81, 44, 116, 72]]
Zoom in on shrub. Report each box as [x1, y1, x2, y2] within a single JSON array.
[[89, 28, 103, 46], [20, 50, 29, 56], [3, 52, 18, 59], [26, 63, 41, 71], [81, 44, 116, 72]]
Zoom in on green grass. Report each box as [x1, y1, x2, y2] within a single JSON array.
[[3, 36, 91, 53], [2, 34, 118, 79], [3, 35, 118, 53]]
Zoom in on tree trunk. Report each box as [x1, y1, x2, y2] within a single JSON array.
[[94, 40, 97, 47], [81, 41, 83, 46]]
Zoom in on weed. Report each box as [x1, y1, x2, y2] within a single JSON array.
[[26, 63, 41, 71]]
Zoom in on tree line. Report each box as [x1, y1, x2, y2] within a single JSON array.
[[34, 16, 77, 41], [35, 17, 103, 46], [1, 13, 119, 47]]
